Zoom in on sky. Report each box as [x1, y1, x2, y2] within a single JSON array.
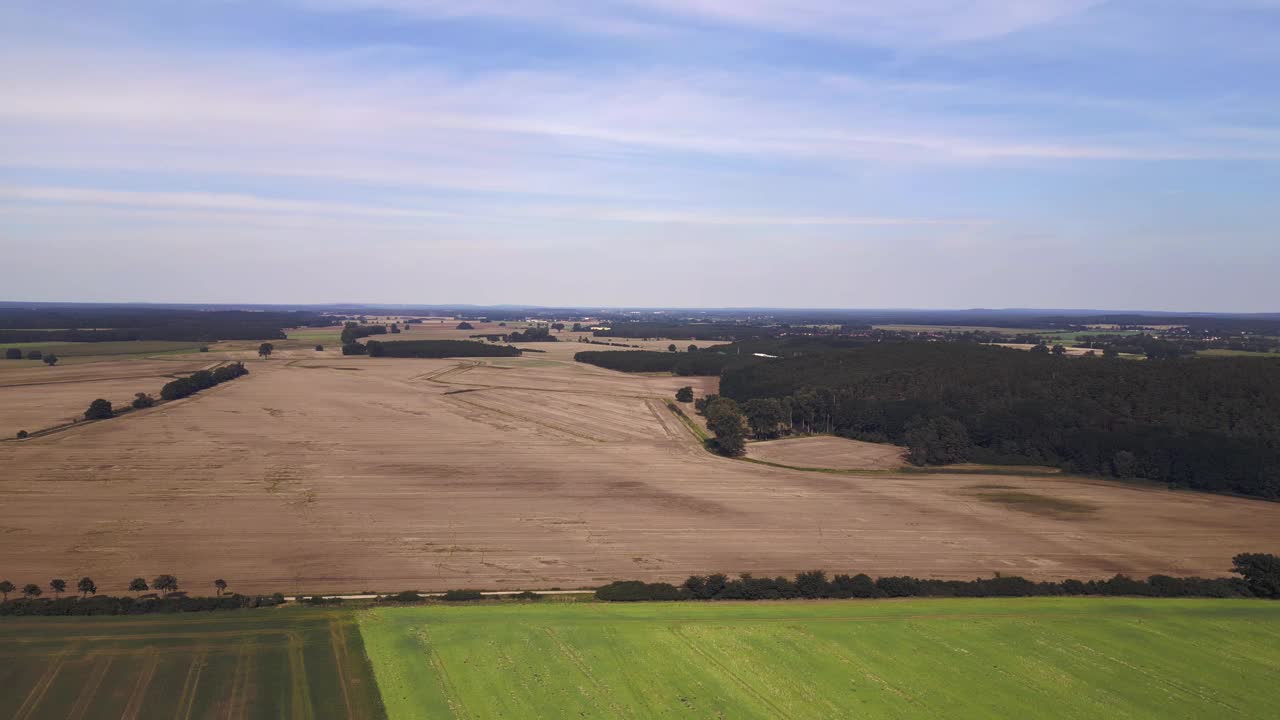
[[1, 1, 1278, 311]]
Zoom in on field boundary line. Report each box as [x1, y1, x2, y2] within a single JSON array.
[[287, 631, 317, 720], [120, 648, 161, 720], [328, 618, 355, 719], [13, 648, 70, 720], [225, 642, 251, 720], [443, 393, 608, 442], [174, 649, 208, 720], [66, 654, 114, 720], [542, 627, 634, 719], [415, 625, 468, 720], [669, 626, 795, 720]]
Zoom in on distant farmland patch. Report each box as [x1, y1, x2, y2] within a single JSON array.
[[0, 610, 386, 719]]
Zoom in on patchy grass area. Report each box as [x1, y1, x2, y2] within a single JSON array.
[[0, 609, 386, 720], [973, 490, 1098, 516], [359, 598, 1280, 719]]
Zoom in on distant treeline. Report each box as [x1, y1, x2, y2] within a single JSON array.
[[362, 340, 521, 358], [593, 323, 774, 341], [0, 309, 325, 342], [597, 553, 1280, 602], [507, 326, 558, 342], [574, 350, 748, 376], [340, 323, 388, 344], [160, 362, 249, 401], [719, 343, 1280, 499], [0, 593, 286, 617]]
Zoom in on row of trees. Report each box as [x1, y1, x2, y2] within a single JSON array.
[[597, 553, 1280, 602], [363, 340, 522, 358], [160, 362, 249, 401], [718, 343, 1280, 499], [0, 574, 205, 601], [4, 348, 58, 364]]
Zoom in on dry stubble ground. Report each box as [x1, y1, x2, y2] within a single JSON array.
[[1, 323, 1278, 596]]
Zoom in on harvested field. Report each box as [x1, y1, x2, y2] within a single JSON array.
[[746, 435, 906, 471], [0, 609, 385, 719], [1, 337, 1279, 595], [0, 358, 217, 435], [360, 599, 1280, 719]]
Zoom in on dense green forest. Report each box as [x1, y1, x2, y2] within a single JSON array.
[[574, 350, 750, 375], [364, 340, 521, 358], [0, 309, 322, 343], [719, 344, 1280, 499]]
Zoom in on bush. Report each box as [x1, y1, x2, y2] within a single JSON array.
[[456, 322, 475, 330], [42, 354, 58, 366], [385, 590, 424, 603], [675, 386, 694, 403], [315, 344, 324, 352], [595, 581, 683, 601], [513, 590, 541, 601], [26, 350, 42, 360], [16, 430, 28, 439], [442, 589, 484, 602], [199, 346, 210, 352], [160, 363, 247, 401], [4, 348, 21, 360], [131, 393, 156, 409], [594, 561, 1274, 602], [84, 399, 114, 420]]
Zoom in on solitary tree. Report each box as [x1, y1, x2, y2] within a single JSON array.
[[214, 578, 228, 596], [77, 577, 97, 597], [153, 574, 179, 595], [84, 398, 114, 420], [50, 578, 66, 597], [687, 344, 698, 353], [23, 583, 42, 599], [258, 343, 274, 359], [128, 577, 149, 595], [1232, 553, 1280, 598], [314, 344, 324, 352], [16, 430, 28, 439], [43, 353, 59, 366], [675, 386, 694, 403], [1052, 344, 1067, 356], [1030, 343, 1049, 354], [0, 579, 14, 600], [668, 343, 678, 353]]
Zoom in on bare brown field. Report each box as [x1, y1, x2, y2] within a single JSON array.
[[746, 435, 907, 471], [2, 341, 1279, 597], [0, 358, 217, 435]]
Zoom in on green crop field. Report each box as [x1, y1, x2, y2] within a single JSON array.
[[0, 609, 386, 720], [6, 599, 1278, 718], [359, 598, 1280, 719]]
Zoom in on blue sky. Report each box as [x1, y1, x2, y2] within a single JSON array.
[[2, 0, 1278, 310]]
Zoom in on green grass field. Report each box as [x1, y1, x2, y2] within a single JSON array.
[[0, 610, 386, 719], [359, 598, 1280, 719]]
